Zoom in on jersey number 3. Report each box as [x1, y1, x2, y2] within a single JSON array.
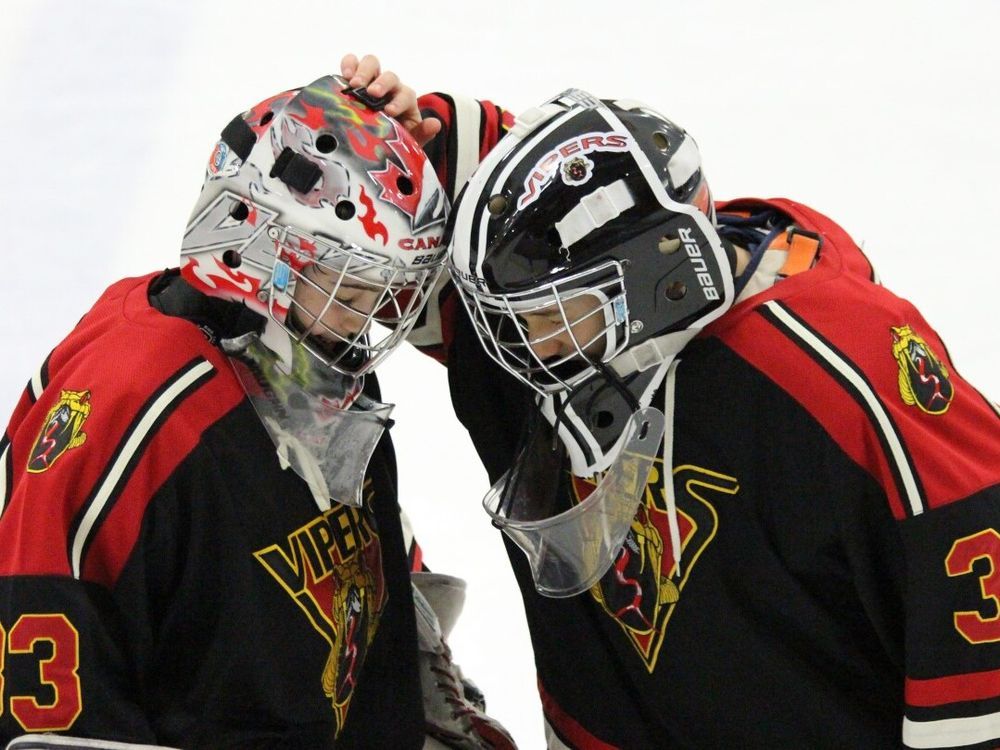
[[0, 614, 82, 731], [946, 528, 1000, 645]]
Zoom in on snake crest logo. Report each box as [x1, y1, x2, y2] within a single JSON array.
[[28, 389, 91, 473], [575, 462, 738, 672], [891, 324, 954, 415], [254, 481, 385, 733]]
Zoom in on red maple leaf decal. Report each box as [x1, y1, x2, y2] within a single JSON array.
[[369, 121, 428, 224]]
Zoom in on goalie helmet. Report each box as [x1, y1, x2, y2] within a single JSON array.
[[449, 91, 738, 595], [180, 74, 449, 377], [448, 89, 734, 396]]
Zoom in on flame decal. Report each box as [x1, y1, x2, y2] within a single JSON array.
[[357, 187, 388, 246], [290, 101, 329, 131], [346, 127, 385, 162]]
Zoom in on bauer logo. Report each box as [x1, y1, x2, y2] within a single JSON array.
[[518, 131, 631, 210], [678, 227, 720, 301], [453, 266, 489, 292]]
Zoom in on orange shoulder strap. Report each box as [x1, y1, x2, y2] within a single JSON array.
[[775, 226, 822, 276]]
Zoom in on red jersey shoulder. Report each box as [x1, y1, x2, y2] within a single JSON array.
[[713, 198, 999, 519], [0, 273, 245, 582], [718, 197, 877, 281]]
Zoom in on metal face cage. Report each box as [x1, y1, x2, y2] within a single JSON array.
[[452, 260, 630, 394], [267, 224, 444, 376]]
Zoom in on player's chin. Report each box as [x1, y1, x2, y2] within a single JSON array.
[[308, 336, 367, 373], [290, 318, 367, 374]]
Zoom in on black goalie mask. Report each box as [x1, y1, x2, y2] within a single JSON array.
[[447, 90, 736, 596], [449, 89, 736, 475]]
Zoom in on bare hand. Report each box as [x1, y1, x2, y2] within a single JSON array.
[[340, 53, 442, 147]]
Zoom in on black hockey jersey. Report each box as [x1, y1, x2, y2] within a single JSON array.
[[0, 273, 423, 748], [430, 180, 1000, 746]]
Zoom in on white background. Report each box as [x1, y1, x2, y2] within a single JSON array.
[[2, 2, 998, 747]]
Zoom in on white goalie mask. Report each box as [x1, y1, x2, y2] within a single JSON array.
[[181, 74, 449, 379]]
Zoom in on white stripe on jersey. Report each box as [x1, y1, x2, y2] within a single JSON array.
[[0, 440, 10, 515], [70, 359, 215, 579], [903, 711, 1000, 748], [449, 94, 483, 202], [30, 363, 44, 401], [764, 300, 926, 516]]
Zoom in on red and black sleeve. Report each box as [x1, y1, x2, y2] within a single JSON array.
[[408, 93, 512, 364]]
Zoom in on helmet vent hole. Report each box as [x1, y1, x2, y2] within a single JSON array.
[[665, 281, 688, 300], [222, 250, 242, 268], [316, 134, 338, 153], [335, 200, 356, 220], [593, 410, 615, 430], [658, 236, 681, 254], [487, 194, 508, 216], [229, 201, 250, 222], [260, 111, 274, 126], [545, 227, 562, 249], [652, 131, 670, 151], [397, 175, 414, 195]]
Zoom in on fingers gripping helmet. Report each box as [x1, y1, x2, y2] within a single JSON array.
[[448, 89, 735, 397], [180, 75, 449, 376]]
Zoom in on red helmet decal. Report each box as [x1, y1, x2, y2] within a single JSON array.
[[357, 186, 389, 246], [369, 121, 436, 231]]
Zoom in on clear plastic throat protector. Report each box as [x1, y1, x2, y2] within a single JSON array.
[[484, 406, 665, 598], [224, 334, 393, 511]]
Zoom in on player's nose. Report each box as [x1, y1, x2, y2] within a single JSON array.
[[525, 321, 569, 362], [312, 304, 367, 339]]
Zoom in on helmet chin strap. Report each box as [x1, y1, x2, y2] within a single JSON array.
[[538, 354, 672, 477], [660, 358, 684, 577], [549, 360, 639, 453], [611, 328, 701, 379], [537, 323, 700, 477]]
